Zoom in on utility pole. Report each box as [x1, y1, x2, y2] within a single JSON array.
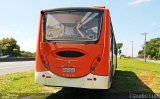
[[131, 41, 133, 58], [142, 33, 148, 63]]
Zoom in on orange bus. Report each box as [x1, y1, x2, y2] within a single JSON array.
[[35, 6, 117, 89]]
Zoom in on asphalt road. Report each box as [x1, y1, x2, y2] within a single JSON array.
[[0, 61, 35, 75]]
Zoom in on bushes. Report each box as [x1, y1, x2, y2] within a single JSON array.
[[0, 38, 20, 57], [20, 51, 35, 58], [0, 38, 35, 58], [138, 38, 160, 60]]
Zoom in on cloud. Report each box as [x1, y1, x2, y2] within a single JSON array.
[[128, 0, 152, 7]]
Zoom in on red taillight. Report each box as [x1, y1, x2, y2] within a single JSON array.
[[40, 54, 48, 68], [46, 76, 51, 78], [91, 56, 101, 71], [97, 57, 101, 62], [42, 74, 45, 77], [87, 78, 92, 80], [93, 78, 97, 81], [40, 55, 44, 59], [40, 55, 45, 63]]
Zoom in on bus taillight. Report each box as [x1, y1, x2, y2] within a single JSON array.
[[40, 54, 48, 68], [97, 57, 101, 62], [91, 56, 101, 71]]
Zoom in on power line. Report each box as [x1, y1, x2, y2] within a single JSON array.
[[142, 33, 148, 63]]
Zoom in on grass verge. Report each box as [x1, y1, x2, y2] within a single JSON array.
[[0, 58, 159, 98], [0, 71, 61, 98], [112, 58, 160, 93]]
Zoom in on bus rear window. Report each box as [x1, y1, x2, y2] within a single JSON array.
[[44, 10, 102, 42]]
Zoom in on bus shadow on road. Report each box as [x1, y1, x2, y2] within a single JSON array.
[[46, 70, 157, 99]]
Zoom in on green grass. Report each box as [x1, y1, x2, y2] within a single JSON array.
[[0, 71, 42, 93], [118, 58, 160, 73], [0, 58, 160, 98], [111, 58, 160, 93], [0, 71, 61, 98]]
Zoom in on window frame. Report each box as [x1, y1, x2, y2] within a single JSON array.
[[42, 8, 103, 44]]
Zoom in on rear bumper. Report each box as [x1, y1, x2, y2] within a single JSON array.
[[35, 71, 111, 89]]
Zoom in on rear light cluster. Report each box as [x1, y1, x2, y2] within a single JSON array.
[[91, 56, 101, 71], [87, 77, 97, 81], [41, 74, 51, 78], [40, 55, 49, 68]]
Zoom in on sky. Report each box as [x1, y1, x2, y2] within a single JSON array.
[[0, 0, 160, 57]]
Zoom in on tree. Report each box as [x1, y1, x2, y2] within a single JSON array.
[[0, 38, 20, 57], [20, 51, 35, 58], [116, 43, 123, 58], [146, 38, 160, 60], [138, 50, 144, 58], [33, 52, 36, 58], [0, 46, 2, 56], [138, 38, 160, 60]]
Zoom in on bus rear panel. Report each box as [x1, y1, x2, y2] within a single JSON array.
[[35, 6, 117, 89]]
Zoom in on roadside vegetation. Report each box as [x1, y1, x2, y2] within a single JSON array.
[[112, 58, 160, 94], [0, 71, 61, 95], [0, 58, 159, 98], [0, 38, 35, 58], [138, 38, 160, 60], [0, 71, 61, 98]]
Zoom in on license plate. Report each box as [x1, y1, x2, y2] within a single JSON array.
[[63, 68, 75, 72]]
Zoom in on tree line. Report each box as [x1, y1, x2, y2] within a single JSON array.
[[0, 38, 35, 58], [116, 38, 160, 60], [138, 38, 160, 60]]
